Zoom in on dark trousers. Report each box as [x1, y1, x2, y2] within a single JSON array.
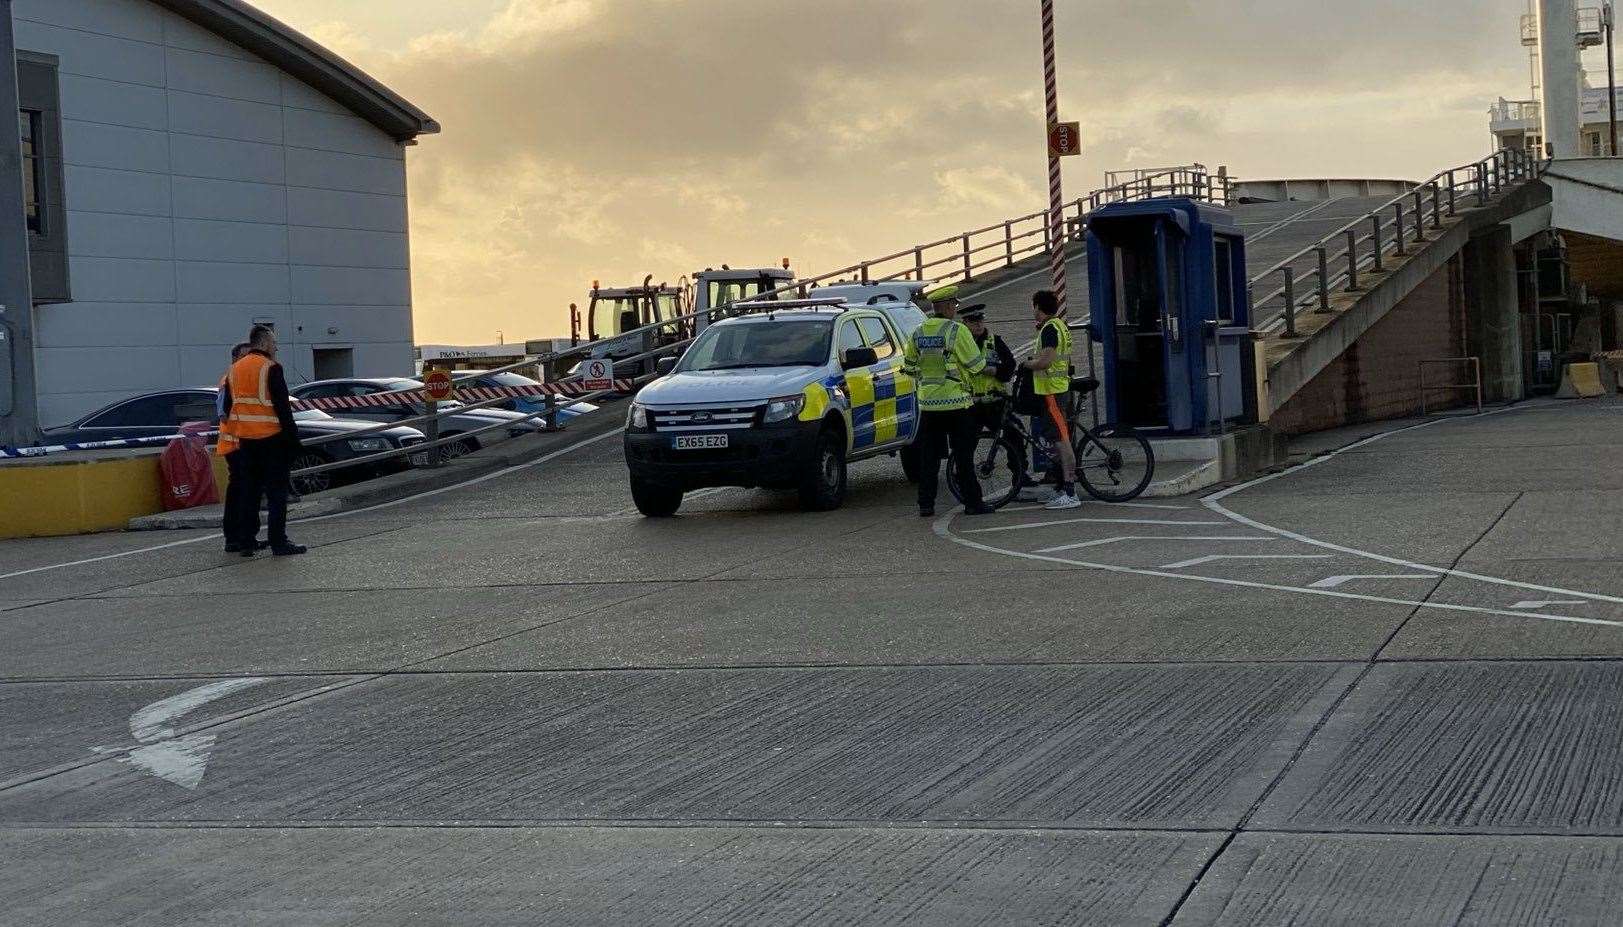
[[917, 407, 982, 509], [973, 400, 1025, 480], [224, 437, 291, 547]]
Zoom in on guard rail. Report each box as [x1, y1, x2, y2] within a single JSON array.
[[1250, 147, 1541, 337]]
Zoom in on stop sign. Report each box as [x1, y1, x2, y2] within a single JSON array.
[[1047, 121, 1081, 158], [423, 369, 455, 402]]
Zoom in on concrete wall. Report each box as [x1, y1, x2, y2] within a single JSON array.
[[12, 0, 416, 426], [1268, 257, 1469, 434], [1542, 159, 1623, 241]]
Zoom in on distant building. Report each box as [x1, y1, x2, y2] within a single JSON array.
[[1489, 4, 1619, 158], [9, 0, 437, 426]]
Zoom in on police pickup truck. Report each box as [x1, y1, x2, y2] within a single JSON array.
[[623, 300, 922, 516]]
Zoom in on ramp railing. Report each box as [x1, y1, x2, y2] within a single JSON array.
[[1251, 147, 1541, 337]]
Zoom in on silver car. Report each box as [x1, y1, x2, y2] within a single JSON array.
[[291, 377, 545, 458]]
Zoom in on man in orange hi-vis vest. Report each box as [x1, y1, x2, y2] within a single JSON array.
[[218, 325, 306, 556]]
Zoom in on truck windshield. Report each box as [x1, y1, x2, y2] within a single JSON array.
[[679, 320, 833, 371]]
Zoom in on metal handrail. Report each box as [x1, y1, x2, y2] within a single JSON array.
[[1251, 148, 1541, 336]]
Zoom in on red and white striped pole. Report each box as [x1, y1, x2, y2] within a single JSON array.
[[1039, 0, 1068, 317]]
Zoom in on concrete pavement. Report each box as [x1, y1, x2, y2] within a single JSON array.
[[1, 397, 1622, 924]]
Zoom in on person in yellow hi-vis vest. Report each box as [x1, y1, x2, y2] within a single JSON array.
[[218, 325, 306, 556], [903, 287, 995, 518], [1021, 289, 1081, 510]]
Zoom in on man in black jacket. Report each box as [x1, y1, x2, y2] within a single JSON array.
[[961, 306, 1025, 484], [220, 325, 306, 556]]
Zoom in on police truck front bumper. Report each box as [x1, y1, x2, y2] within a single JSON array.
[[624, 419, 821, 490]]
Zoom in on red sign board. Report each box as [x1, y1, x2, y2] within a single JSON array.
[[1047, 121, 1082, 158], [423, 369, 456, 402]]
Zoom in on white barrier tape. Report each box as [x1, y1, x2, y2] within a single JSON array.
[[1, 432, 220, 459]]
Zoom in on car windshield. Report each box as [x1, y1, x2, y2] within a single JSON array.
[[679, 320, 833, 372], [481, 371, 539, 387], [293, 409, 333, 421]]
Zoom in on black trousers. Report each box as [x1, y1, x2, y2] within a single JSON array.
[[224, 437, 291, 547], [973, 399, 1026, 479], [917, 407, 982, 509]]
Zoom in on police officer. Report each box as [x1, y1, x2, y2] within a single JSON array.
[[961, 305, 1022, 474], [1021, 289, 1080, 510], [904, 287, 993, 518], [218, 325, 307, 556]]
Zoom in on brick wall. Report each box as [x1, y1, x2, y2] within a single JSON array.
[[1269, 256, 1468, 435]]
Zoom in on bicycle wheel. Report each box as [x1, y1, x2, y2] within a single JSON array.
[[947, 433, 1025, 510], [1075, 426, 1154, 502]]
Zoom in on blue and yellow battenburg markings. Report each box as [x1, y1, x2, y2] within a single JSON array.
[[844, 362, 916, 450]]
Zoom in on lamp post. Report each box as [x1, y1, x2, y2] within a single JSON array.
[[1038, 0, 1068, 316], [1607, 0, 1618, 156]]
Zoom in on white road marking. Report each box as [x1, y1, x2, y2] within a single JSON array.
[[967, 517, 1225, 534], [1309, 574, 1439, 589], [1, 429, 624, 583], [91, 677, 267, 789], [1200, 400, 1623, 607], [1160, 554, 1332, 570], [1001, 501, 1190, 513], [1034, 535, 1273, 554], [1510, 599, 1590, 610], [933, 512, 1623, 629]]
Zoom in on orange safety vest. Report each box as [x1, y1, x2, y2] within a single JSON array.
[[216, 352, 282, 457]]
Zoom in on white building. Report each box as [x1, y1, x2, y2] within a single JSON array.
[[1488, 2, 1619, 158], [10, 0, 437, 427]]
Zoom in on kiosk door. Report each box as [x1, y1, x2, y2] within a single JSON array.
[[1110, 230, 1168, 429], [1155, 223, 1195, 433]]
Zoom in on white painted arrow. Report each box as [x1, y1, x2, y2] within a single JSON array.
[[1159, 554, 1332, 570], [1510, 600, 1590, 610], [93, 677, 266, 789], [1308, 574, 1438, 589], [1035, 536, 1274, 555]]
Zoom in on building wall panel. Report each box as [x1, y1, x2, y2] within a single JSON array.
[[16, 0, 420, 423]]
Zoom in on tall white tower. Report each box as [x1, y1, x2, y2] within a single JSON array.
[[1538, 0, 1583, 157]]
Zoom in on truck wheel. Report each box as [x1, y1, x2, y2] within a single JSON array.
[[798, 427, 847, 511], [630, 479, 682, 517], [900, 443, 921, 484]]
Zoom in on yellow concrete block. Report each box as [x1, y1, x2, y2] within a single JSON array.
[[0, 453, 165, 538], [1555, 362, 1608, 399]]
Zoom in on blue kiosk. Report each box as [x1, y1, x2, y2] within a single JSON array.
[[1085, 198, 1253, 435]]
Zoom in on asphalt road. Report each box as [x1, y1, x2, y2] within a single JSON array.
[[3, 397, 1623, 925]]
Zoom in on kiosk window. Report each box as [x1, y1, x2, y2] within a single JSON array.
[[1214, 238, 1235, 323]]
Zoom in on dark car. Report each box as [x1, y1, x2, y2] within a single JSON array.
[[291, 377, 546, 458], [42, 389, 427, 494]]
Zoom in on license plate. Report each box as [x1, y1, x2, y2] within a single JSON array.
[[408, 452, 432, 467], [673, 434, 728, 450]]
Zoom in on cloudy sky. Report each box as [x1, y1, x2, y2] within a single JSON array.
[[253, 0, 1540, 344]]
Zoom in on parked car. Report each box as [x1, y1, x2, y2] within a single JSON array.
[[41, 389, 427, 494], [810, 281, 931, 336], [290, 378, 545, 458], [447, 369, 598, 421]]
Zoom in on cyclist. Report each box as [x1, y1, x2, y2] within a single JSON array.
[[1021, 290, 1080, 510]]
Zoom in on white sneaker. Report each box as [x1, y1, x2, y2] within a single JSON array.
[[1044, 491, 1082, 510]]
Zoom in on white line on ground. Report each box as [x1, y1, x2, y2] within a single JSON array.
[[1308, 574, 1438, 589], [1510, 599, 1590, 610], [1200, 400, 1623, 607], [1160, 554, 1332, 570], [91, 677, 267, 790], [1001, 501, 1190, 513], [1033, 535, 1273, 554], [933, 512, 1623, 629], [966, 517, 1225, 534], [1, 429, 624, 583]]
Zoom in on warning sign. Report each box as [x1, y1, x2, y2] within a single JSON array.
[[581, 358, 614, 391], [423, 369, 456, 402], [1047, 121, 1082, 158]]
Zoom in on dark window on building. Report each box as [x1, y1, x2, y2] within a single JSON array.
[[18, 110, 41, 234], [16, 52, 68, 303], [1214, 238, 1236, 323]]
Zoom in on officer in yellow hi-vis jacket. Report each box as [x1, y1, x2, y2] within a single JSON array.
[[903, 286, 994, 518]]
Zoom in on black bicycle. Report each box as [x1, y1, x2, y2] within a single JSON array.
[[947, 378, 1155, 509]]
